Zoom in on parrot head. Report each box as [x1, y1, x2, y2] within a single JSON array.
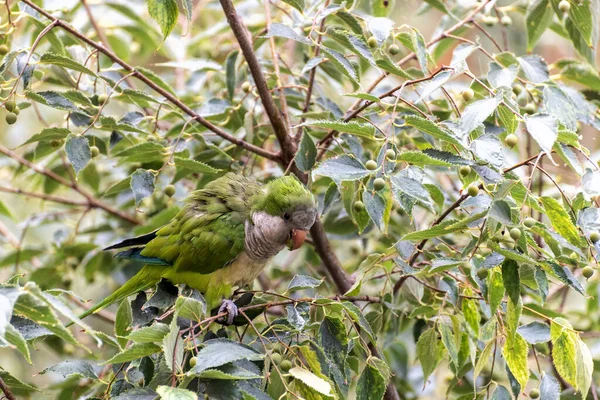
[[251, 176, 317, 251]]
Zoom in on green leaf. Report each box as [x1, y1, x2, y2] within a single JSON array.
[[287, 275, 323, 292], [575, 338, 593, 398], [136, 66, 177, 96], [502, 260, 521, 305], [322, 46, 359, 83], [40, 360, 98, 380], [497, 105, 518, 134], [188, 338, 264, 375], [560, 61, 600, 91], [460, 97, 499, 135], [543, 86, 577, 131], [502, 332, 529, 388], [363, 188, 391, 233], [0, 369, 38, 392], [174, 156, 220, 174], [65, 134, 90, 175], [518, 55, 549, 83], [264, 23, 311, 45], [25, 90, 80, 111], [375, 57, 412, 79], [181, 0, 193, 23], [410, 28, 428, 74], [303, 119, 375, 138], [156, 386, 197, 400], [296, 133, 317, 172], [39, 52, 97, 76], [163, 322, 183, 372], [403, 115, 464, 147], [526, 0, 554, 50], [104, 177, 132, 197], [517, 322, 551, 344], [127, 323, 170, 343], [4, 324, 31, 363], [462, 291, 481, 336], [540, 196, 585, 247], [342, 302, 376, 344], [225, 50, 238, 99], [552, 330, 577, 386], [488, 268, 504, 316], [540, 373, 561, 400], [174, 295, 206, 321], [289, 367, 333, 397], [567, 0, 594, 46], [440, 321, 459, 366], [344, 92, 380, 102], [114, 142, 166, 163], [20, 127, 70, 146], [115, 298, 132, 348], [313, 155, 371, 181], [402, 211, 487, 241], [416, 327, 443, 382], [130, 169, 155, 206], [396, 151, 452, 167], [281, 0, 304, 13], [102, 343, 161, 365], [356, 364, 385, 400], [147, 0, 179, 40], [474, 338, 495, 383]]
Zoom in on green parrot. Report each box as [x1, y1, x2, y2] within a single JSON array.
[[79, 173, 317, 324]]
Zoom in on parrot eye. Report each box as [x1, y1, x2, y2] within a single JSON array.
[[283, 213, 291, 220]]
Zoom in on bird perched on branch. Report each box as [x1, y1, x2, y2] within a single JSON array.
[[79, 173, 317, 324]]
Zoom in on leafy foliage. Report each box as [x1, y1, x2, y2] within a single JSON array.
[[0, 0, 600, 399]]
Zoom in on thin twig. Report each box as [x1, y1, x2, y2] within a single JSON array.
[[0, 376, 16, 400]]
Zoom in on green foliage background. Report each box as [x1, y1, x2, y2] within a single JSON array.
[[1, 0, 600, 399]]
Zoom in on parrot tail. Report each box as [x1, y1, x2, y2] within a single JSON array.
[[68, 266, 162, 327]]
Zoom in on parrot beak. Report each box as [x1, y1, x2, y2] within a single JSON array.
[[287, 229, 307, 251]]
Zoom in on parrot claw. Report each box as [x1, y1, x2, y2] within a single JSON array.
[[218, 299, 238, 325]]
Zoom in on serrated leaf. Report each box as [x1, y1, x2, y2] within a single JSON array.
[[4, 324, 31, 363], [147, 0, 179, 40], [286, 275, 323, 292], [396, 151, 452, 167], [20, 127, 70, 146], [39, 52, 97, 76], [517, 322, 551, 344], [289, 367, 332, 396], [540, 196, 584, 247], [518, 55, 549, 83], [403, 115, 464, 147], [322, 46, 359, 83], [575, 338, 593, 398], [460, 97, 499, 135], [101, 343, 161, 365], [156, 386, 196, 400], [281, 0, 304, 13], [187, 338, 264, 375], [416, 327, 443, 382], [502, 260, 520, 305], [526, 0, 554, 50], [40, 360, 98, 379], [356, 364, 385, 400], [25, 90, 80, 111], [502, 332, 529, 388], [65, 135, 90, 175], [552, 330, 577, 386], [303, 119, 375, 138], [174, 156, 220, 174], [366, 17, 394, 44], [296, 133, 317, 172], [524, 114, 558, 161], [264, 23, 310, 44], [540, 373, 560, 400], [174, 295, 206, 321], [130, 169, 155, 206], [313, 155, 371, 181]]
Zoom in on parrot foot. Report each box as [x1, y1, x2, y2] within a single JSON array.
[[218, 299, 238, 325]]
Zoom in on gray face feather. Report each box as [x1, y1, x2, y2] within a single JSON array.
[[245, 207, 317, 260]]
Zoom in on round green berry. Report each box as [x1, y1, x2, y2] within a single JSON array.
[[373, 178, 386, 191], [501, 15, 512, 26], [365, 160, 378, 170], [385, 149, 396, 160], [477, 268, 488, 279], [5, 112, 17, 125], [590, 231, 600, 243], [459, 165, 472, 177], [509, 227, 521, 240], [241, 81, 252, 93], [388, 44, 400, 55], [524, 217, 536, 228], [512, 84, 523, 96], [559, 0, 570, 12], [505, 133, 518, 148], [467, 185, 479, 197], [353, 200, 365, 212], [367, 36, 378, 48], [189, 356, 198, 367], [529, 389, 540, 399], [569, 252, 578, 261], [462, 88, 474, 102], [461, 261, 472, 274], [97, 94, 107, 105], [0, 44, 8, 55], [5, 99, 15, 112], [90, 146, 100, 158], [164, 185, 176, 197], [582, 266, 594, 279], [483, 15, 498, 26], [523, 103, 536, 114], [271, 353, 282, 365], [280, 360, 292, 372]]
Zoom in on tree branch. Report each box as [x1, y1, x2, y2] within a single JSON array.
[[0, 375, 16, 400], [219, 0, 296, 163], [0, 144, 139, 224], [0, 186, 89, 207], [20, 0, 280, 162]]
